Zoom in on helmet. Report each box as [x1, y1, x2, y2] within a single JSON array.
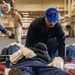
[[45, 7, 59, 21]]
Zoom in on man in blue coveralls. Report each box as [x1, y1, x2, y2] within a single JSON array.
[[0, 3, 11, 36], [25, 7, 66, 59]]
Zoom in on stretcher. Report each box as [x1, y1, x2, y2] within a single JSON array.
[[69, 69, 75, 75], [65, 60, 75, 75]]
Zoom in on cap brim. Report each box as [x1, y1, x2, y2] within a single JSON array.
[[47, 17, 59, 21]]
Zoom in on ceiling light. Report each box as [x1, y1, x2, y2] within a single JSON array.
[[23, 14, 29, 17], [22, 13, 28, 15], [1, 0, 5, 3]]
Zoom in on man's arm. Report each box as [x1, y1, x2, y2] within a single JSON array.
[[25, 25, 36, 48], [56, 24, 66, 59], [0, 23, 11, 36], [57, 36, 66, 59], [0, 23, 7, 34], [25, 20, 37, 48]]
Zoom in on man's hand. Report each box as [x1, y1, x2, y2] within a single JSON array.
[[6, 31, 11, 36], [47, 57, 64, 69]]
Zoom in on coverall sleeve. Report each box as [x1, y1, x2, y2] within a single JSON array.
[[25, 21, 37, 48], [0, 23, 7, 34], [56, 25, 66, 59]]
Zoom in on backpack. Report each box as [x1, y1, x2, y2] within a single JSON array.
[[66, 45, 75, 60]]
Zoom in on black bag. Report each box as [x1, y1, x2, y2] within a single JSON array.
[[0, 47, 8, 62]]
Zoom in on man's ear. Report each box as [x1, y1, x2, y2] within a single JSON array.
[[45, 15, 46, 18], [45, 16, 47, 21]]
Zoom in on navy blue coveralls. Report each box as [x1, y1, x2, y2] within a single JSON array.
[[25, 17, 66, 59]]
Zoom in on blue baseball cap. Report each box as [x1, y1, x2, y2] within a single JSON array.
[[45, 7, 59, 21]]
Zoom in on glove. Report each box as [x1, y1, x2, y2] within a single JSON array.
[[20, 47, 36, 59], [6, 31, 11, 36], [10, 49, 23, 64], [47, 57, 64, 69]]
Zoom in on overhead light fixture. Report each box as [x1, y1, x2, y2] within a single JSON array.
[[60, 16, 65, 19], [1, 0, 5, 3], [23, 14, 29, 17], [64, 14, 68, 17], [3, 1, 5, 3], [22, 12, 28, 15]]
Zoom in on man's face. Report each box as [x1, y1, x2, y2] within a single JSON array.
[[2, 6, 9, 14], [13, 10, 16, 14], [45, 17, 57, 28]]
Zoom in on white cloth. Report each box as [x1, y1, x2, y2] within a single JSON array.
[[10, 49, 23, 64], [47, 57, 64, 69], [10, 47, 36, 64]]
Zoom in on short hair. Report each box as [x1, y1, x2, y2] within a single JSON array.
[[2, 3, 11, 11], [11, 8, 18, 12], [8, 67, 23, 75]]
